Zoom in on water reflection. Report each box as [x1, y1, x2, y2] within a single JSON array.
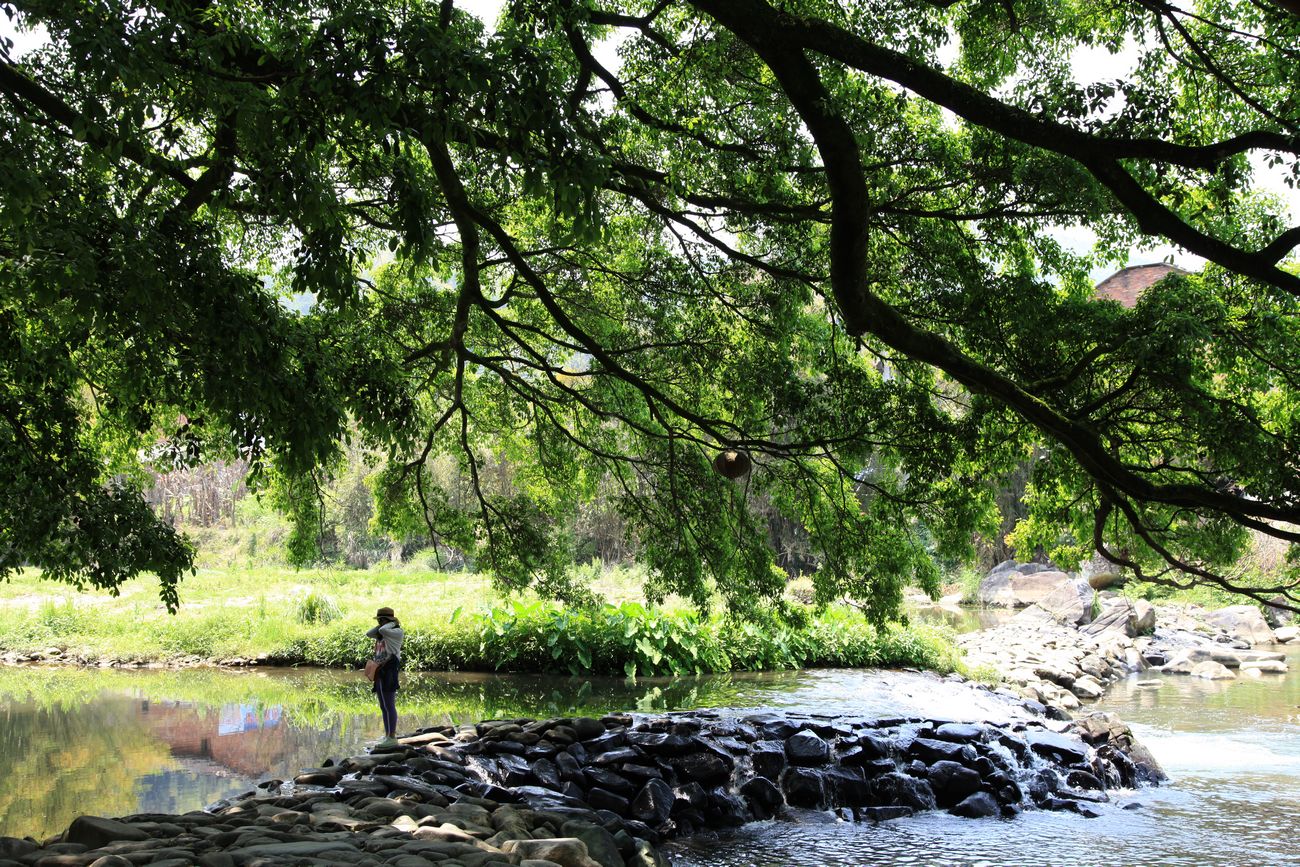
[[0, 665, 811, 840]]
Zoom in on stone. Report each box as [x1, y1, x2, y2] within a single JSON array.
[[950, 792, 1000, 818], [585, 768, 635, 796], [823, 767, 872, 804], [702, 788, 749, 826], [1204, 606, 1275, 646], [630, 838, 671, 867], [0, 840, 37, 859], [751, 744, 786, 780], [501, 839, 602, 867], [629, 779, 674, 827], [64, 817, 149, 850], [738, 777, 783, 819], [781, 767, 830, 810], [858, 806, 913, 821], [667, 752, 733, 785], [1190, 660, 1236, 680], [908, 738, 974, 765], [1262, 596, 1295, 628], [925, 761, 982, 807], [585, 787, 630, 816], [1036, 577, 1097, 625], [1070, 676, 1106, 701], [571, 718, 606, 741], [1275, 626, 1299, 643], [88, 858, 134, 867], [1024, 730, 1088, 765], [1087, 571, 1123, 590], [869, 772, 937, 812], [932, 723, 983, 743], [1239, 659, 1288, 674], [1132, 599, 1156, 635], [1082, 598, 1135, 637], [559, 822, 622, 867], [784, 731, 831, 766]]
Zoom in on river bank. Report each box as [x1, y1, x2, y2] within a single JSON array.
[[0, 568, 960, 677]]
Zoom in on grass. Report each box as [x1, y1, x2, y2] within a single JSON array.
[[0, 566, 964, 676]]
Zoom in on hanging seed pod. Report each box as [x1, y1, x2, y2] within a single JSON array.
[[713, 449, 752, 479]]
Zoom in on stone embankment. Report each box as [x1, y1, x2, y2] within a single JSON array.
[[1, 704, 1164, 867], [961, 561, 1296, 713]]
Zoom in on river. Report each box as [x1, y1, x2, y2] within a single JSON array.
[[1, 645, 1297, 864]]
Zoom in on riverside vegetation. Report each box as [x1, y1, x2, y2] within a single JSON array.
[[0, 568, 961, 678]]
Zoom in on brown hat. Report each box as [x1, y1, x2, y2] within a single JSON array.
[[376, 607, 395, 619]]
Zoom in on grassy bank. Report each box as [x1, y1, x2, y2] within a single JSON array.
[[0, 567, 963, 677]]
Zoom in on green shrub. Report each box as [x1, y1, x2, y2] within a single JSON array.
[[296, 591, 341, 624]]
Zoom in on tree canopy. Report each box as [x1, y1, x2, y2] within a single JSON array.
[[3, 0, 1300, 616]]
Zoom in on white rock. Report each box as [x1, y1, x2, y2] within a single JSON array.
[[1190, 660, 1236, 680], [1239, 660, 1289, 674], [1071, 676, 1106, 700], [1204, 605, 1275, 646]]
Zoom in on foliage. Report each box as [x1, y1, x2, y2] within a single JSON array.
[[3, 0, 1300, 618], [295, 591, 341, 625], [0, 569, 960, 675]]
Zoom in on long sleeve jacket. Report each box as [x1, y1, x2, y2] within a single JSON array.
[[365, 621, 404, 660]]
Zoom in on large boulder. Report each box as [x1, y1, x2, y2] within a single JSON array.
[[1204, 606, 1275, 646], [64, 817, 149, 849], [977, 561, 1051, 606], [1262, 595, 1296, 628], [978, 564, 1095, 624], [1082, 597, 1135, 636], [1131, 599, 1156, 635]]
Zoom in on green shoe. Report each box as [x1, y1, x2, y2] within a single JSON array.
[[374, 736, 399, 750]]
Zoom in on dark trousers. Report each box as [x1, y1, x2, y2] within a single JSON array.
[[372, 656, 400, 737], [376, 687, 398, 737]]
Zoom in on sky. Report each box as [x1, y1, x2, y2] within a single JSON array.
[[2, 1, 1296, 283]]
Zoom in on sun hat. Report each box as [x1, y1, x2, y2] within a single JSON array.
[[376, 606, 395, 620]]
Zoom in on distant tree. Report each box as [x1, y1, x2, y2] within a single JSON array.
[[3, 0, 1300, 615]]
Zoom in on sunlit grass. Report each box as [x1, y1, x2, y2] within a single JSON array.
[[0, 566, 962, 676]]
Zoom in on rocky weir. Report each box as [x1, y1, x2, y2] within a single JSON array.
[[1, 702, 1165, 867]]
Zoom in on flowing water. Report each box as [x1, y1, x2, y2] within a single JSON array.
[[1, 643, 1297, 865]]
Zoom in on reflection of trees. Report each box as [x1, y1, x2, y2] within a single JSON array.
[[0, 663, 813, 840], [0, 697, 174, 840], [0, 665, 808, 728]]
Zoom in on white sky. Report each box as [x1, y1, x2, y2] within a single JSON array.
[[3, 1, 1295, 283]]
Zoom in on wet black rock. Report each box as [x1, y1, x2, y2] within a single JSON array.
[[782, 767, 830, 809], [785, 730, 831, 766], [1025, 730, 1089, 765], [630, 778, 674, 827], [587, 767, 637, 796], [934, 723, 984, 743], [858, 805, 914, 821], [739, 777, 784, 819], [909, 737, 977, 765], [870, 772, 937, 812], [925, 761, 982, 807], [951, 791, 1000, 819], [668, 751, 733, 785]]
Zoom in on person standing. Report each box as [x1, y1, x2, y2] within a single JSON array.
[[366, 606, 404, 749]]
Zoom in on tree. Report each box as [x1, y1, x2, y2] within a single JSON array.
[[2, 0, 1300, 616]]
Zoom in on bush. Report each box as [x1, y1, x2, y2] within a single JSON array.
[[295, 591, 341, 624]]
